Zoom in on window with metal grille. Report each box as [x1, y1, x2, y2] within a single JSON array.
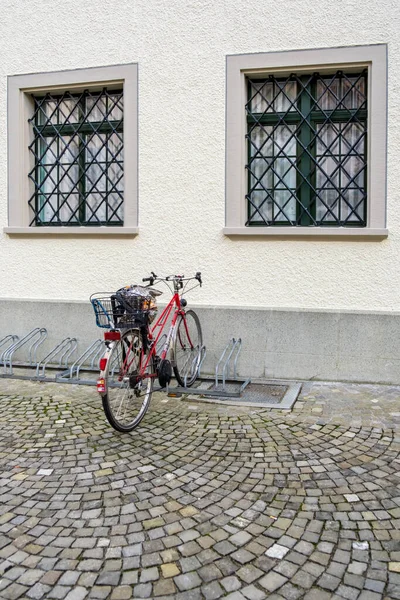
[[28, 88, 124, 226], [246, 70, 367, 227]]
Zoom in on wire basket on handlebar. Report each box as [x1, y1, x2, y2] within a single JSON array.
[[90, 286, 161, 329]]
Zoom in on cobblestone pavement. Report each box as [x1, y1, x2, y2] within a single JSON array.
[[0, 379, 399, 600]]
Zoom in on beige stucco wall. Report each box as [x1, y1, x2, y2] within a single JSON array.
[[0, 0, 399, 311]]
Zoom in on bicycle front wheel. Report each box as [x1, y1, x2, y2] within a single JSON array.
[[173, 310, 203, 387], [102, 329, 154, 432]]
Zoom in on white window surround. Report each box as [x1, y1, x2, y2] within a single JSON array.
[[5, 63, 138, 236], [224, 44, 388, 239]]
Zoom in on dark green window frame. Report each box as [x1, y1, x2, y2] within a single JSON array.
[[246, 70, 368, 227], [28, 88, 124, 227]]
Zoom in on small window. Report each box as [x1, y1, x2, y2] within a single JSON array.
[[225, 46, 387, 238], [6, 64, 138, 236], [29, 88, 124, 226]]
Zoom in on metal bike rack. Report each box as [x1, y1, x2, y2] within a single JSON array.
[[168, 338, 251, 399], [0, 328, 251, 399], [36, 338, 78, 379], [2, 328, 48, 375]]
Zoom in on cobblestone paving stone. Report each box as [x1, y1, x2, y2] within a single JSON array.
[[0, 378, 399, 599]]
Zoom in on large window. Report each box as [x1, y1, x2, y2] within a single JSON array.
[[30, 88, 124, 226], [6, 64, 138, 236], [246, 70, 367, 227], [225, 46, 387, 238]]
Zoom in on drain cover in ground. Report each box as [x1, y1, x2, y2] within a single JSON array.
[[185, 380, 301, 409]]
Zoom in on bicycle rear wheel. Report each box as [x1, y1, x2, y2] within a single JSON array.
[[173, 310, 203, 387], [102, 329, 154, 432]]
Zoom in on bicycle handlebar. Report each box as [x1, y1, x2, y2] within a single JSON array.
[[142, 272, 202, 287], [142, 271, 158, 285]]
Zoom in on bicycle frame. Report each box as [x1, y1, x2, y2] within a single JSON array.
[[139, 290, 188, 377]]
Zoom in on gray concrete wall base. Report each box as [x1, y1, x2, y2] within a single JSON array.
[[0, 300, 399, 385]]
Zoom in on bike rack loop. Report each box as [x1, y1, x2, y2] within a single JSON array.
[[183, 345, 207, 387], [0, 335, 19, 362], [36, 337, 78, 378], [59, 339, 104, 381], [215, 337, 242, 389], [2, 328, 47, 375], [222, 337, 242, 387]]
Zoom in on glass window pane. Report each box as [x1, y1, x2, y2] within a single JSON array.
[[274, 125, 296, 156], [248, 190, 272, 222], [108, 133, 124, 159], [59, 165, 79, 193], [86, 134, 107, 163], [316, 123, 340, 156], [86, 193, 105, 222], [109, 162, 124, 186], [341, 156, 365, 188], [341, 123, 365, 154], [274, 80, 297, 112], [317, 156, 339, 189], [59, 193, 79, 222], [40, 193, 58, 222], [108, 94, 123, 121], [316, 73, 367, 110], [58, 99, 80, 124], [250, 81, 274, 113], [86, 94, 108, 122], [250, 126, 273, 157], [274, 190, 296, 222], [316, 78, 339, 111], [108, 193, 124, 221], [341, 189, 364, 222], [246, 70, 367, 227], [59, 137, 79, 164], [249, 158, 273, 191], [275, 159, 295, 188], [41, 137, 58, 166], [42, 99, 58, 125], [342, 77, 366, 109], [316, 190, 339, 222]]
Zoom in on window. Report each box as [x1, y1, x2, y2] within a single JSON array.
[[225, 46, 387, 238], [6, 64, 138, 235], [247, 70, 367, 227], [30, 88, 123, 226]]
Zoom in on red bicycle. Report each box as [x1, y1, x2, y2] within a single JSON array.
[[90, 272, 203, 432]]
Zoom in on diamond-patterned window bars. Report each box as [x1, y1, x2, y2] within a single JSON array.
[[246, 70, 368, 226], [28, 88, 124, 226]]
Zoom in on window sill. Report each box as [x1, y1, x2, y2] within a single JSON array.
[[4, 226, 139, 237], [223, 227, 389, 240]]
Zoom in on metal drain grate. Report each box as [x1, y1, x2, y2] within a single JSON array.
[[186, 380, 302, 409]]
